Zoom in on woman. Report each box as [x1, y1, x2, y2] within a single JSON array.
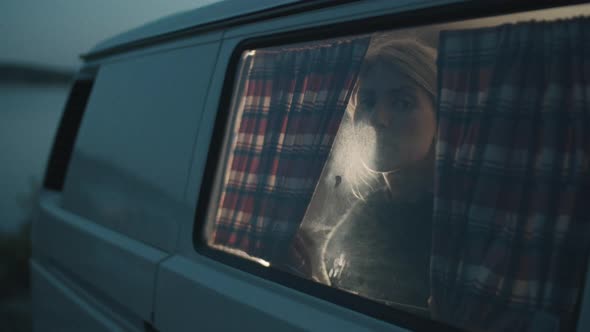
[[318, 36, 437, 312]]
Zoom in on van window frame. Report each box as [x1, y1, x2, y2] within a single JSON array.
[[192, 1, 590, 331], [44, 67, 97, 191]]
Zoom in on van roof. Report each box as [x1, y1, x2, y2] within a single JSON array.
[[84, 0, 311, 60]]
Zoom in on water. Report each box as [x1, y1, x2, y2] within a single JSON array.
[[0, 84, 69, 234]]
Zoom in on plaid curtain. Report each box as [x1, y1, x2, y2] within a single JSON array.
[[432, 19, 590, 331], [211, 38, 369, 263]]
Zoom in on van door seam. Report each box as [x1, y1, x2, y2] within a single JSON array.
[[149, 254, 175, 326], [182, 30, 226, 205]]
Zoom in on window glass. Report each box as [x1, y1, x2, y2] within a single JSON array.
[[202, 5, 590, 332]]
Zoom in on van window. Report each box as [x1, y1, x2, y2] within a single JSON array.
[[201, 6, 590, 332], [44, 77, 94, 191]]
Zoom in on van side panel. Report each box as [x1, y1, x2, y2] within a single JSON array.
[[61, 40, 221, 253], [32, 191, 166, 321], [31, 260, 128, 332], [154, 255, 407, 332], [32, 35, 222, 331]]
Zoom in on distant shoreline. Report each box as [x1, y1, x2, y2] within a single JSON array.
[[0, 63, 75, 85]]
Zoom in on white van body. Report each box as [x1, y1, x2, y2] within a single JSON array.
[[31, 1, 590, 331]]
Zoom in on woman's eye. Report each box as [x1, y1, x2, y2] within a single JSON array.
[[359, 97, 374, 109], [393, 99, 414, 111]]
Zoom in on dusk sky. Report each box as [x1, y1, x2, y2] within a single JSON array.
[[0, 0, 221, 70]]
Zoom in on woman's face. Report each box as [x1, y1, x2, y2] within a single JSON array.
[[353, 61, 436, 172]]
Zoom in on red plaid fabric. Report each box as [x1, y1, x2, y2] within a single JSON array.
[[432, 19, 590, 331], [210, 38, 369, 263]]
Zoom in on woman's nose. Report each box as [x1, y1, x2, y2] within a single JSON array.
[[370, 102, 392, 129]]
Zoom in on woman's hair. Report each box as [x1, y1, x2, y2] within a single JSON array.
[[349, 36, 438, 116]]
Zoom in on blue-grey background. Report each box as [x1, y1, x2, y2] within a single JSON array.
[[1, 0, 220, 234], [0, 1, 220, 330], [0, 84, 66, 234]]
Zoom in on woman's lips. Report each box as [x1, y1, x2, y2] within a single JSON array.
[[375, 135, 401, 154], [375, 130, 396, 143]]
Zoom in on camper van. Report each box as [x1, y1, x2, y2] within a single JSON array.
[[32, 0, 590, 331]]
